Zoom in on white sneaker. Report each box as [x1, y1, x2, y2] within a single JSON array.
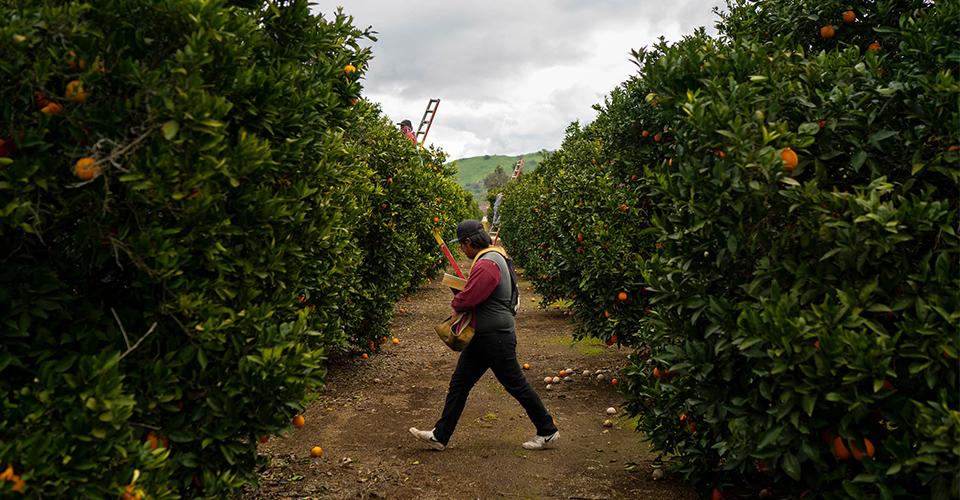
[[522, 431, 559, 450], [409, 427, 445, 451]]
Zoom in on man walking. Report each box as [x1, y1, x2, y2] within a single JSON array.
[[410, 220, 559, 451]]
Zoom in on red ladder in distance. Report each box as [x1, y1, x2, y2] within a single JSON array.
[[416, 99, 440, 145]]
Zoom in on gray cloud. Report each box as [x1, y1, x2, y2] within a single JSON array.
[[327, 1, 725, 158]]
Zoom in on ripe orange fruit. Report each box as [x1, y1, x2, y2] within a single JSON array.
[[842, 10, 856, 23], [65, 80, 88, 103], [292, 415, 305, 428], [641, 130, 650, 138], [850, 438, 875, 461], [833, 436, 851, 460], [145, 431, 160, 450], [310, 446, 324, 458], [343, 64, 356, 74], [361, 353, 369, 359], [781, 147, 799, 171], [433, 216, 440, 223], [392, 337, 400, 345], [715, 149, 726, 158], [40, 101, 64, 114], [617, 291, 628, 302], [74, 157, 100, 180], [610, 378, 619, 385], [522, 363, 530, 370], [603, 309, 611, 318], [679, 414, 687, 422], [576, 232, 584, 243], [653, 132, 662, 142], [618, 203, 628, 212], [868, 42, 881, 52], [820, 25, 836, 39], [653, 367, 662, 379]]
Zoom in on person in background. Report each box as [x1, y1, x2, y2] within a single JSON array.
[[399, 119, 417, 144], [409, 220, 559, 451]]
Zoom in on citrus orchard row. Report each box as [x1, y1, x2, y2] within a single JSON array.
[[497, 0, 958, 498], [0, 1, 474, 497]]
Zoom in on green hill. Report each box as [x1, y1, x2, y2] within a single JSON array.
[[447, 150, 551, 202]]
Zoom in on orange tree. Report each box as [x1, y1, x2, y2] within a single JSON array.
[[0, 0, 471, 497], [499, 0, 958, 497]]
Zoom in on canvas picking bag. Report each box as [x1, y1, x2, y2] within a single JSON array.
[[435, 310, 474, 351]]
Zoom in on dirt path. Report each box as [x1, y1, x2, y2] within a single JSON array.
[[245, 271, 695, 499]]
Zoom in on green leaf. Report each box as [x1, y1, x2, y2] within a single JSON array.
[[782, 452, 801, 481], [162, 120, 180, 140], [758, 426, 783, 449], [802, 393, 817, 416], [197, 349, 208, 370], [798, 122, 820, 135]]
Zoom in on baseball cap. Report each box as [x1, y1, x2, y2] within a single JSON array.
[[455, 219, 485, 243]]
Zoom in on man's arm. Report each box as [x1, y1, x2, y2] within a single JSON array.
[[451, 259, 501, 312]]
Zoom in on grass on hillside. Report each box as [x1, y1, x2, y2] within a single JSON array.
[[447, 150, 551, 201]]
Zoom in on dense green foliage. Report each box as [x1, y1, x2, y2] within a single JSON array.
[[0, 1, 472, 497], [499, 0, 959, 497]]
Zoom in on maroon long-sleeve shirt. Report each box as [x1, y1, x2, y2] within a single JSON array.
[[451, 259, 501, 313]]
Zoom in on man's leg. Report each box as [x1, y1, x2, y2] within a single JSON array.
[[489, 335, 557, 436], [432, 340, 489, 445]]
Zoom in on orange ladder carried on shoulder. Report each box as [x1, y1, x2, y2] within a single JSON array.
[[416, 99, 441, 145]]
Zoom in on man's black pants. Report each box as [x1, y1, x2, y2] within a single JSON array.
[[432, 332, 557, 445]]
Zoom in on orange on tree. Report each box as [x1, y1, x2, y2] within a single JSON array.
[[433, 216, 440, 223], [576, 232, 584, 243], [820, 25, 836, 39], [360, 352, 368, 359], [610, 377, 619, 385], [65, 80, 88, 103], [145, 431, 160, 450], [850, 438, 875, 461], [641, 130, 650, 138], [617, 291, 628, 302], [74, 157, 100, 180], [343, 64, 356, 74], [40, 101, 63, 114], [653, 367, 662, 379], [842, 10, 857, 23], [292, 415, 305, 428], [833, 436, 851, 460], [391, 337, 400, 345], [522, 363, 530, 370], [653, 132, 662, 142], [868, 41, 881, 52], [781, 147, 799, 171], [310, 446, 324, 458]]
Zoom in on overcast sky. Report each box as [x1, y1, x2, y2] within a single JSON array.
[[322, 1, 726, 160]]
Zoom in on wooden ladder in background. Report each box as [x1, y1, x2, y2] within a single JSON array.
[[489, 157, 524, 245], [416, 99, 441, 145]]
